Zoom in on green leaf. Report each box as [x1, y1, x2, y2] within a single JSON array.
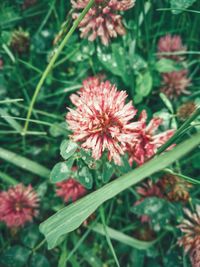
[[39, 132, 200, 249], [159, 93, 174, 113], [91, 223, 158, 250], [50, 161, 74, 183], [0, 147, 50, 178], [97, 44, 130, 85], [78, 166, 93, 189], [102, 162, 114, 183], [0, 246, 30, 267], [170, 0, 197, 14], [136, 71, 153, 97], [130, 54, 147, 71], [60, 140, 78, 160], [155, 58, 183, 73], [131, 197, 172, 230], [80, 149, 100, 169], [29, 253, 50, 267]]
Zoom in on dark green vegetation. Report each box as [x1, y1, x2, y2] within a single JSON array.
[[0, 0, 200, 266]]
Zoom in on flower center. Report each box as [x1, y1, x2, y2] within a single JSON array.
[[14, 202, 24, 212]]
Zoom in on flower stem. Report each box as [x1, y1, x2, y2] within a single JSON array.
[[22, 0, 95, 135], [157, 106, 200, 154]]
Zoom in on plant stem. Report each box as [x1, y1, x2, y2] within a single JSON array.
[[99, 206, 120, 267], [22, 0, 95, 135], [32, 239, 46, 253], [157, 107, 200, 154], [163, 168, 200, 185]]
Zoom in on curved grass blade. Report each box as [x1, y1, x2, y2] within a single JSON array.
[[90, 223, 162, 250], [40, 132, 200, 249], [0, 148, 50, 178]]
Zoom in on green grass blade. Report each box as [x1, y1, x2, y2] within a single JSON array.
[[90, 223, 160, 250], [0, 148, 50, 178], [39, 132, 200, 249], [0, 108, 22, 132], [0, 171, 18, 185]]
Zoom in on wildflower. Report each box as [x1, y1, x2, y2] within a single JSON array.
[[177, 101, 196, 121], [160, 70, 191, 99], [10, 28, 30, 54], [127, 110, 174, 166], [178, 206, 200, 267], [133, 224, 156, 241], [56, 178, 87, 203], [70, 76, 103, 106], [159, 174, 192, 202], [157, 34, 186, 61], [71, 0, 135, 45], [22, 0, 37, 9], [66, 79, 140, 165], [0, 184, 39, 228]]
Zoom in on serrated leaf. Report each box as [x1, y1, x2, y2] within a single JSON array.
[[155, 58, 183, 73], [50, 161, 73, 183], [39, 133, 200, 249], [78, 166, 93, 189], [102, 162, 114, 183], [60, 140, 78, 160]]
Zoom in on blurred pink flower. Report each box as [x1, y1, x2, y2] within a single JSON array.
[[0, 184, 39, 228], [135, 179, 164, 223], [56, 179, 87, 202], [178, 206, 200, 267], [127, 110, 174, 166], [157, 34, 186, 61], [22, 0, 37, 9], [71, 0, 135, 45], [66, 78, 140, 165], [0, 58, 3, 70], [161, 70, 191, 99]]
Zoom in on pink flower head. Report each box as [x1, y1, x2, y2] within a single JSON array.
[[70, 76, 102, 106], [71, 0, 135, 45], [56, 178, 87, 203], [0, 184, 39, 228], [161, 70, 191, 99], [127, 110, 174, 166], [178, 206, 200, 267], [135, 179, 164, 223], [66, 78, 141, 165], [157, 34, 186, 61]]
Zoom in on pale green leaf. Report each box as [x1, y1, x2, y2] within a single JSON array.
[[170, 0, 197, 14], [155, 58, 182, 73], [60, 140, 78, 160]]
